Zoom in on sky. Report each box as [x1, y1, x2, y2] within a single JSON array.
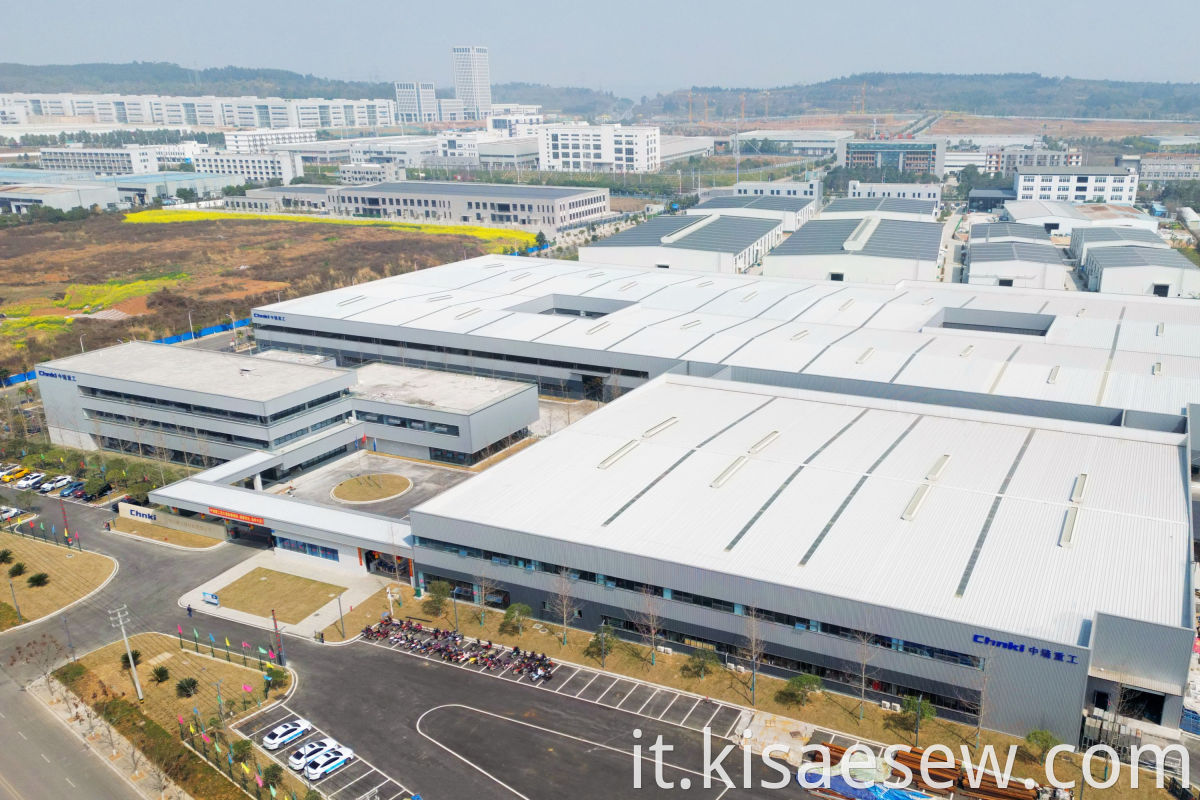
[[2, 0, 1197, 100]]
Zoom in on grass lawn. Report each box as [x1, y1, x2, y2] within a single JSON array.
[[0, 530, 116, 631], [321, 581, 406, 643], [401, 586, 1171, 800], [113, 518, 223, 549], [216, 567, 347, 625], [331, 473, 411, 502]]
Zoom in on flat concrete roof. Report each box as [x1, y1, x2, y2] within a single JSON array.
[[352, 363, 530, 414], [41, 342, 350, 403], [342, 181, 600, 201]]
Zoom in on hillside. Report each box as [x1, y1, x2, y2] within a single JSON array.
[[633, 73, 1200, 120]]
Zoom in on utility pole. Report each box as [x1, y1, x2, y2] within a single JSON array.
[[213, 678, 225, 726], [8, 580, 21, 622], [109, 606, 143, 702], [61, 613, 75, 661], [336, 595, 345, 639], [270, 608, 285, 666]]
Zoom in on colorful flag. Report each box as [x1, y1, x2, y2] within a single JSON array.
[[225, 637, 231, 647], [227, 753, 233, 765], [258, 646, 267, 654], [193, 628, 199, 639], [268, 648, 275, 660], [241, 762, 250, 775], [177, 624, 183, 635], [255, 776, 263, 788], [241, 641, 249, 649], [242, 684, 252, 693], [177, 715, 185, 725], [201, 733, 210, 744], [269, 786, 276, 798], [213, 741, 222, 754], [208, 632, 215, 643], [192, 707, 199, 717], [189, 724, 195, 734]]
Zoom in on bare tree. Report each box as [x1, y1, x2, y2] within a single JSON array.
[[851, 628, 878, 722], [8, 634, 65, 697], [474, 574, 501, 626], [631, 587, 664, 666], [547, 569, 580, 645], [128, 743, 144, 777], [741, 610, 766, 706], [100, 720, 121, 757]]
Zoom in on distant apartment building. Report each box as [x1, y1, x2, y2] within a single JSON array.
[[431, 131, 508, 167], [224, 128, 318, 154], [984, 144, 1082, 177], [1014, 166, 1138, 205], [847, 180, 941, 204], [0, 93, 396, 130], [190, 150, 304, 184], [538, 124, 660, 173], [451, 46, 492, 120], [1119, 152, 1200, 183], [39, 144, 160, 175], [330, 181, 609, 234], [836, 138, 945, 176], [337, 162, 407, 185], [394, 81, 439, 124]]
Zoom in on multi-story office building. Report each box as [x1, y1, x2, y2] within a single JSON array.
[[451, 46, 492, 120], [1120, 152, 1200, 183], [731, 179, 823, 201], [489, 113, 544, 137], [329, 181, 609, 234], [983, 144, 1082, 177], [1013, 166, 1138, 205], [836, 138, 945, 176], [39, 144, 160, 175], [394, 81, 438, 124], [437, 99, 466, 123], [224, 128, 318, 154], [349, 137, 440, 168], [431, 131, 509, 167], [336, 162, 406, 185], [190, 150, 304, 184], [847, 180, 941, 204], [144, 140, 208, 165], [0, 93, 396, 130], [538, 123, 660, 173]]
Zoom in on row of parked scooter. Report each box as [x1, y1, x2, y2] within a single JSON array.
[[361, 618, 557, 682]]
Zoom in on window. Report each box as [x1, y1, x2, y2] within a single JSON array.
[[829, 272, 844, 282], [998, 279, 1014, 287], [275, 536, 339, 562]]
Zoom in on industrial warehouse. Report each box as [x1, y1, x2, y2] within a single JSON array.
[[35, 255, 1200, 746]]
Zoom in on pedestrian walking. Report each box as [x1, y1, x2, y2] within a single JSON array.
[[186, 604, 193, 617]]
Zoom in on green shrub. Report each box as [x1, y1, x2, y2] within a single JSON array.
[[26, 572, 48, 587], [175, 676, 198, 697], [8, 562, 25, 578], [152, 665, 169, 683], [0, 549, 11, 564], [231, 738, 252, 763], [120, 649, 141, 669], [262, 763, 284, 787]]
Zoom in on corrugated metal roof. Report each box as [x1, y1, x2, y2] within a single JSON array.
[[969, 242, 1067, 264], [413, 374, 1189, 645], [769, 218, 861, 255], [824, 197, 935, 216], [585, 214, 707, 247], [695, 195, 813, 213], [1090, 246, 1198, 270], [970, 222, 1051, 243], [1073, 227, 1166, 247], [344, 180, 598, 200], [588, 214, 780, 254]]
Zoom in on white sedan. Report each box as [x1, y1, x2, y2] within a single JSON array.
[[261, 719, 311, 750], [15, 472, 45, 490], [288, 737, 337, 771], [39, 475, 72, 494], [0, 507, 21, 520], [304, 746, 355, 780]]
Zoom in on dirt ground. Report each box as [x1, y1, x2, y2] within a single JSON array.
[[112, 517, 223, 549], [216, 567, 347, 625], [931, 114, 1200, 139], [0, 530, 116, 629]]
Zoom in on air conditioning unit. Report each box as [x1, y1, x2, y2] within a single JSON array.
[[656, 645, 673, 655]]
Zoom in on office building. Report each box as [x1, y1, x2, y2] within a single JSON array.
[[224, 128, 318, 154], [489, 113, 544, 138], [451, 46, 492, 120], [337, 162, 406, 185], [437, 99, 466, 123], [580, 214, 784, 274], [731, 179, 822, 202], [431, 131, 509, 167], [145, 140, 208, 165], [1014, 166, 1138, 205], [394, 81, 439, 124], [763, 217, 942, 283], [539, 124, 661, 173], [1120, 152, 1200, 183], [190, 150, 304, 184], [39, 144, 160, 175], [983, 144, 1082, 177], [329, 181, 609, 234], [837, 138, 945, 177], [847, 180, 941, 205], [349, 137, 440, 168]]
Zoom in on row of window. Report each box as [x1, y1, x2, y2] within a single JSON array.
[[86, 408, 268, 449], [357, 411, 459, 436], [81, 385, 347, 427], [412, 535, 983, 670], [275, 535, 339, 562]]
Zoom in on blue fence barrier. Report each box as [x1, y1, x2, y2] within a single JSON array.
[[2, 317, 251, 387]]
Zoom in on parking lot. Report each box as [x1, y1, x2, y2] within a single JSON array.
[[238, 703, 412, 800]]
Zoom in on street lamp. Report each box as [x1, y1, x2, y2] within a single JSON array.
[[78, 334, 87, 354], [187, 310, 195, 341]]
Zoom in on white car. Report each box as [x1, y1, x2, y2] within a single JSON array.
[[0, 507, 20, 520], [39, 475, 72, 494], [15, 472, 45, 490], [261, 718, 311, 750], [304, 746, 354, 780], [288, 737, 337, 771]]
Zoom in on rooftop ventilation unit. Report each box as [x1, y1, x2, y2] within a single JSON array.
[[697, 280, 714, 288], [741, 291, 758, 302], [790, 329, 810, 341], [619, 281, 638, 291], [642, 417, 678, 439], [1047, 365, 1060, 385], [586, 321, 611, 335], [959, 345, 974, 358], [1059, 506, 1078, 548], [1070, 473, 1088, 503], [335, 295, 366, 307], [510, 272, 531, 281], [926, 454, 951, 482], [586, 271, 605, 278], [1152, 361, 1163, 376], [748, 431, 780, 454], [680, 320, 702, 330], [454, 308, 481, 320], [1156, 322, 1165, 337], [598, 439, 639, 470], [922, 297, 935, 305], [901, 484, 931, 521], [856, 347, 875, 364], [839, 299, 855, 312], [842, 215, 881, 252], [710, 456, 747, 489], [1076, 307, 1086, 317], [427, 294, 453, 302]]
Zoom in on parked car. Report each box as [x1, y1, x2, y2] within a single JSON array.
[[2, 467, 29, 483], [82, 483, 112, 502], [60, 481, 85, 498], [0, 464, 19, 477], [262, 719, 311, 751], [39, 475, 72, 494], [16, 472, 45, 490], [288, 738, 338, 771], [69, 485, 88, 499], [304, 747, 354, 780], [0, 507, 21, 520]]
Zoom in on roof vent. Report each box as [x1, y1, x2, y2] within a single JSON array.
[[959, 345, 974, 358], [1155, 322, 1165, 337], [598, 439, 639, 470], [427, 294, 453, 302], [790, 329, 810, 341], [839, 299, 855, 312], [335, 294, 366, 307], [741, 290, 758, 302], [619, 281, 638, 291], [1059, 506, 1079, 548], [710, 456, 748, 488], [454, 307, 481, 320], [901, 484, 931, 521], [926, 454, 951, 482], [748, 430, 780, 454], [1047, 365, 1060, 385], [1076, 307, 1086, 317], [1152, 361, 1163, 376], [856, 347, 875, 364], [586, 271, 605, 278], [1070, 473, 1088, 503], [680, 320, 701, 330], [586, 321, 611, 335], [697, 280, 714, 288], [238, 366, 254, 376], [509, 271, 531, 281], [843, 215, 881, 252], [642, 417, 678, 439], [922, 297, 935, 305]]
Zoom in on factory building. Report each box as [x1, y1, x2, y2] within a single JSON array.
[[964, 242, 1071, 290], [763, 217, 942, 283], [579, 214, 784, 274], [687, 195, 815, 232]]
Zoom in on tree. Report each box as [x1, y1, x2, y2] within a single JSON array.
[[631, 587, 664, 666], [262, 763, 284, 787], [127, 743, 144, 777], [422, 580, 451, 618], [8, 562, 25, 578], [851, 628, 877, 722], [777, 673, 822, 707], [547, 569, 580, 645], [534, 231, 548, 248], [1025, 729, 1060, 764], [231, 738, 252, 763], [902, 695, 937, 746], [682, 647, 721, 679], [175, 188, 198, 203], [25, 572, 48, 587], [741, 610, 766, 706], [0, 549, 11, 564], [473, 574, 501, 625], [583, 623, 617, 669], [175, 677, 199, 697], [8, 634, 65, 696], [500, 602, 532, 635], [119, 649, 142, 670], [152, 665, 170, 683]]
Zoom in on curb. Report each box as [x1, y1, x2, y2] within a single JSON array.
[[0, 550, 120, 637], [106, 526, 225, 552]]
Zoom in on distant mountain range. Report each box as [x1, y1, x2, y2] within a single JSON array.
[[2, 63, 1199, 121]]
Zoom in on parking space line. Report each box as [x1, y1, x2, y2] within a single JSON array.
[[656, 693, 680, 719], [353, 778, 395, 800], [635, 688, 659, 714], [325, 766, 376, 797], [571, 672, 599, 697], [595, 678, 621, 703], [676, 697, 701, 723], [382, 791, 408, 800], [245, 710, 295, 738], [701, 705, 722, 730], [723, 710, 750, 739]]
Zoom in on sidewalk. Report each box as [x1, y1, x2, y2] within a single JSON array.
[[179, 549, 391, 638], [28, 676, 195, 800]]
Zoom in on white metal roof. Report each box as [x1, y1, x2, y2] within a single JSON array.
[[414, 374, 1190, 645], [256, 256, 1200, 417]]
